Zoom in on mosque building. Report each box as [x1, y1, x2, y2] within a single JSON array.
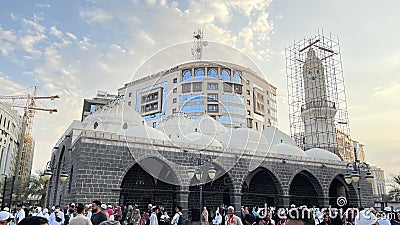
[[45, 32, 375, 218]]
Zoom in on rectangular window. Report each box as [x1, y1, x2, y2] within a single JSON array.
[[207, 93, 218, 102], [234, 84, 242, 94], [193, 82, 202, 92], [90, 104, 96, 112], [128, 92, 132, 97], [172, 108, 177, 114], [247, 110, 251, 115], [173, 78, 177, 83], [223, 83, 233, 92], [128, 101, 131, 106], [173, 88, 177, 93], [182, 83, 191, 93], [246, 90, 250, 95], [207, 83, 218, 90], [207, 104, 219, 112], [247, 100, 251, 105], [152, 122, 157, 128], [173, 98, 177, 103]]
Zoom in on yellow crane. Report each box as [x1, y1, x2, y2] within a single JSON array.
[[0, 86, 59, 201]]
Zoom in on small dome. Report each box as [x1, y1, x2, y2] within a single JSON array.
[[117, 125, 169, 141], [82, 99, 144, 133], [219, 128, 269, 151], [305, 148, 341, 161], [182, 114, 227, 138], [156, 113, 195, 138], [172, 132, 222, 148], [269, 143, 307, 157], [262, 126, 298, 147]]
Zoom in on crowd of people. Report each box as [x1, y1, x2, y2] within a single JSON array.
[[0, 202, 399, 225]]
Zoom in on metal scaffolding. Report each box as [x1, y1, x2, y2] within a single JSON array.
[[286, 32, 354, 162]]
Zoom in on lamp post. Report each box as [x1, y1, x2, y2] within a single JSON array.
[[343, 141, 374, 208], [187, 153, 216, 225], [41, 161, 69, 183], [41, 161, 68, 207], [1, 174, 6, 210]]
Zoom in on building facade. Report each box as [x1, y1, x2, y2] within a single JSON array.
[[118, 61, 277, 131], [81, 90, 118, 122], [46, 99, 374, 219], [0, 102, 22, 206]]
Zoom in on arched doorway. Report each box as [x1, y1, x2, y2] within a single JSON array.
[[120, 163, 178, 212], [329, 175, 358, 208], [188, 173, 233, 222], [289, 171, 323, 207], [241, 167, 283, 207]]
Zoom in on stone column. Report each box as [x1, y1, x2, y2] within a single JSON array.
[[177, 186, 190, 218], [320, 197, 330, 208], [231, 191, 242, 216], [277, 195, 290, 209]]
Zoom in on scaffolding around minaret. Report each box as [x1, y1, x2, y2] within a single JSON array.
[[285, 32, 354, 162]]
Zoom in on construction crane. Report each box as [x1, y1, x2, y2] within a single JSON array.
[[0, 86, 59, 202]]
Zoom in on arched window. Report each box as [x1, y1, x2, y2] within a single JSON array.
[[182, 70, 192, 82], [233, 71, 242, 84], [221, 69, 231, 82], [194, 68, 205, 80], [207, 68, 218, 79], [94, 122, 98, 129]]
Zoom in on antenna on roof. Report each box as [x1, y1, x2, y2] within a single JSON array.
[[191, 28, 208, 60]]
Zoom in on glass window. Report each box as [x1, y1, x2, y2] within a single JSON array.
[[172, 108, 177, 114], [221, 68, 231, 82], [128, 101, 131, 106], [182, 83, 191, 93], [173, 98, 177, 103], [223, 83, 233, 92], [207, 68, 218, 79], [233, 71, 242, 84], [90, 104, 96, 112], [181, 104, 204, 113], [208, 83, 218, 90], [234, 84, 242, 94], [128, 92, 132, 97], [207, 104, 219, 112], [193, 82, 202, 92], [247, 100, 251, 105], [246, 90, 250, 95], [173, 88, 177, 93], [182, 69, 192, 82], [221, 94, 244, 104], [221, 105, 245, 115], [219, 116, 246, 124], [194, 68, 205, 80], [180, 95, 204, 103], [207, 93, 218, 102], [152, 122, 157, 128], [173, 78, 177, 83]]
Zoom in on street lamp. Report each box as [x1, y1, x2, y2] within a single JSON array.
[[187, 153, 216, 225], [40, 161, 68, 182], [344, 141, 374, 208]]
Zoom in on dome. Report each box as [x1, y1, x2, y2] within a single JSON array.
[[182, 114, 227, 138], [82, 99, 144, 133], [172, 132, 222, 148], [117, 125, 169, 141], [156, 113, 195, 138], [219, 128, 269, 152], [262, 126, 298, 147], [305, 148, 341, 161], [269, 143, 307, 157]]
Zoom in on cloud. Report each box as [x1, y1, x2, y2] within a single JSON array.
[[79, 7, 114, 24], [372, 82, 400, 98], [0, 74, 24, 94]]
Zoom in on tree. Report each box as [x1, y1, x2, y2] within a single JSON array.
[[21, 170, 47, 208], [388, 173, 400, 200]]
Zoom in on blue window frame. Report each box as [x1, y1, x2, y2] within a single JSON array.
[[181, 104, 204, 113], [221, 69, 231, 82], [233, 71, 242, 84], [194, 68, 205, 80], [182, 70, 192, 82], [207, 68, 218, 79]]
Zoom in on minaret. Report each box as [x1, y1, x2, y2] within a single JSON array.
[[300, 47, 337, 152]]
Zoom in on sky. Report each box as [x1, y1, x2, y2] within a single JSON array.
[[0, 0, 399, 187]]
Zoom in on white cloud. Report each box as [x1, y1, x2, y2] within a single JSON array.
[[372, 82, 400, 98], [0, 74, 24, 94], [79, 8, 114, 24], [22, 18, 46, 33], [20, 34, 47, 54]]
